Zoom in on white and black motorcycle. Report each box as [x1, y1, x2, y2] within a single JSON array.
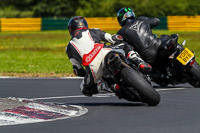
[[103, 51, 160, 106]]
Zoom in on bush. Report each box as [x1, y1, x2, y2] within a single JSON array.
[[0, 6, 33, 18], [0, 0, 200, 18]]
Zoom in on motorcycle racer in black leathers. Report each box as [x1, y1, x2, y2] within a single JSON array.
[[116, 8, 200, 87], [116, 7, 175, 64], [66, 16, 151, 96]]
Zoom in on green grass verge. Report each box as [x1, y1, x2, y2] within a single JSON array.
[[0, 30, 73, 75], [0, 30, 200, 77]]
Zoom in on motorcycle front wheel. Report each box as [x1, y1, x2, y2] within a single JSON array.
[[120, 67, 160, 106]]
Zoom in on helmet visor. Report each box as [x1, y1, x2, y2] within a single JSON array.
[[122, 11, 135, 22]]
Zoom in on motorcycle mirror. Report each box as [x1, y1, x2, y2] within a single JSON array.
[[181, 40, 186, 46]]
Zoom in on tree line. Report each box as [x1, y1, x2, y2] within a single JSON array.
[[0, 0, 200, 18]]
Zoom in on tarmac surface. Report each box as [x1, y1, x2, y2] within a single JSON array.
[[0, 78, 200, 133]]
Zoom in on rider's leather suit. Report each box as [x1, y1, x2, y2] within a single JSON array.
[[117, 16, 164, 64], [66, 28, 132, 96]]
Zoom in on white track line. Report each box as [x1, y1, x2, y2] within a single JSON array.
[[32, 93, 116, 100], [31, 95, 87, 100], [0, 76, 19, 79], [32, 88, 188, 100], [156, 88, 187, 91]]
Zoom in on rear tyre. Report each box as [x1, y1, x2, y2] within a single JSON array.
[[187, 61, 200, 87], [120, 67, 160, 106]]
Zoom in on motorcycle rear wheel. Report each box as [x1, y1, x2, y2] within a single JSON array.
[[187, 61, 200, 87], [120, 67, 160, 106]]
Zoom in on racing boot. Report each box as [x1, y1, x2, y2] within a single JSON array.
[[127, 51, 152, 74], [80, 80, 98, 96], [80, 80, 111, 97], [110, 84, 122, 99], [97, 80, 112, 93]]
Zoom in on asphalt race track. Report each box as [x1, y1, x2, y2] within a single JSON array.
[[0, 78, 200, 133]]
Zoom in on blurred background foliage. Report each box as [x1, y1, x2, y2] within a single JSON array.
[[0, 0, 200, 18]]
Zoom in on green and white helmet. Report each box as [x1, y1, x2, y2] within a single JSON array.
[[117, 7, 135, 26]]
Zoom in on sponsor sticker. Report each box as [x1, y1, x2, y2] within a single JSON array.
[[82, 43, 104, 66]]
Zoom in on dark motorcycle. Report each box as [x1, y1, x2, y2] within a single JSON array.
[[103, 51, 160, 106], [150, 35, 200, 87]]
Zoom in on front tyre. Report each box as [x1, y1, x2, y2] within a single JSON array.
[[120, 67, 161, 106]]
